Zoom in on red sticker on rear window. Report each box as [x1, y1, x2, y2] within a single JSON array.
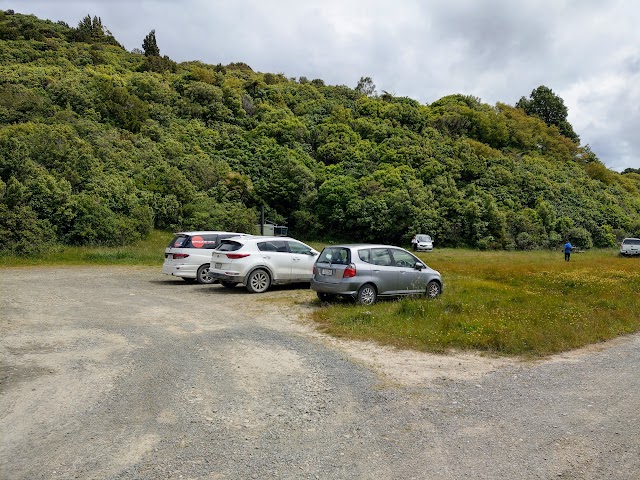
[[191, 236, 205, 248]]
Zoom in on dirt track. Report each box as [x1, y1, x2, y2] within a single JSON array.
[[1, 266, 639, 479]]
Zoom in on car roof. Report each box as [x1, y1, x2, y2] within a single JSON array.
[[222, 235, 302, 243], [322, 244, 407, 249], [173, 231, 247, 236]]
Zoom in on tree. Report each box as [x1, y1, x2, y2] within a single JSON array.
[[516, 85, 579, 142], [72, 14, 120, 46], [355, 76, 376, 97], [142, 29, 160, 57]]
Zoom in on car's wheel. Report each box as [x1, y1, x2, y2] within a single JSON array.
[[317, 292, 335, 302], [246, 269, 271, 293], [182, 277, 197, 283], [356, 284, 377, 305], [426, 280, 441, 298], [220, 281, 237, 288], [196, 264, 216, 284]]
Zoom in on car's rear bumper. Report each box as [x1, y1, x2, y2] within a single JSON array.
[[162, 264, 196, 278], [310, 278, 360, 296], [210, 271, 243, 283]]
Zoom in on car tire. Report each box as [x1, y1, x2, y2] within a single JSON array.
[[356, 284, 377, 305], [220, 281, 237, 288], [317, 292, 335, 302], [426, 280, 441, 298], [196, 264, 216, 284], [246, 269, 271, 293]]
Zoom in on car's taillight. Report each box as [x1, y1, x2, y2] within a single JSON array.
[[343, 263, 356, 278], [226, 253, 250, 259], [173, 253, 189, 259], [313, 265, 316, 274]]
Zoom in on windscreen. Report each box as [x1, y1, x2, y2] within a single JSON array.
[[168, 235, 188, 248]]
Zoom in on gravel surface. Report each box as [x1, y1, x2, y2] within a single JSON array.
[[1, 266, 639, 479]]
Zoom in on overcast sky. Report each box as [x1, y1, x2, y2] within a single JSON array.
[[13, 0, 640, 171]]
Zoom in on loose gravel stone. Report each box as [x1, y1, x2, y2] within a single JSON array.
[[1, 266, 639, 479]]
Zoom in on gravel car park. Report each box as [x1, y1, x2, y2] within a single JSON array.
[[1, 267, 639, 479]]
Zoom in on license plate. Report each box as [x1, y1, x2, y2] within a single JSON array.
[[321, 269, 333, 276], [215, 263, 222, 269]]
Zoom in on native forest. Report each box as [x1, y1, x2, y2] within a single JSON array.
[[1, 11, 640, 255]]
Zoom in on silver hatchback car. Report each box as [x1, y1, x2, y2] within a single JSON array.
[[311, 244, 443, 305]]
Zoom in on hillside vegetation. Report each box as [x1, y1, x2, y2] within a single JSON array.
[[1, 10, 640, 255]]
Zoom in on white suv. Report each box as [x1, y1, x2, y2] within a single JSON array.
[[620, 237, 640, 256], [162, 231, 247, 283], [209, 236, 319, 293]]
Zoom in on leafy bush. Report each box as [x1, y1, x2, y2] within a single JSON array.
[[1, 11, 639, 254]]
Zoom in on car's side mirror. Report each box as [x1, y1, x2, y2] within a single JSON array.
[[311, 249, 319, 256], [414, 262, 425, 270]]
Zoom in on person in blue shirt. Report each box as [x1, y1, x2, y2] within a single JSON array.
[[563, 241, 573, 261]]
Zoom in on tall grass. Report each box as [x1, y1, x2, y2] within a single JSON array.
[[0, 230, 173, 267], [312, 249, 640, 357]]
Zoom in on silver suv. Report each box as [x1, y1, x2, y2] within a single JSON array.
[[620, 238, 640, 256], [311, 244, 442, 305], [209, 236, 319, 293]]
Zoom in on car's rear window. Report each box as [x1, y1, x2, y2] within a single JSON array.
[[319, 247, 350, 264], [168, 235, 188, 248], [623, 238, 640, 245], [168, 234, 221, 249], [217, 240, 243, 252]]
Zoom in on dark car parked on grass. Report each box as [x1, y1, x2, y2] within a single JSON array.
[[311, 244, 442, 305]]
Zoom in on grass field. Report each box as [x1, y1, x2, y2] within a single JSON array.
[[2, 234, 638, 357], [312, 248, 640, 357], [0, 230, 173, 267]]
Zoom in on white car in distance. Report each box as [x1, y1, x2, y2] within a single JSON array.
[[620, 237, 640, 256], [209, 236, 319, 293]]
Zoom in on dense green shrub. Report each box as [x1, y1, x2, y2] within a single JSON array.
[[1, 11, 639, 255]]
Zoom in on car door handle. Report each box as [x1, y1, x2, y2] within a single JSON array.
[[293, 258, 300, 262], [263, 255, 270, 259]]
